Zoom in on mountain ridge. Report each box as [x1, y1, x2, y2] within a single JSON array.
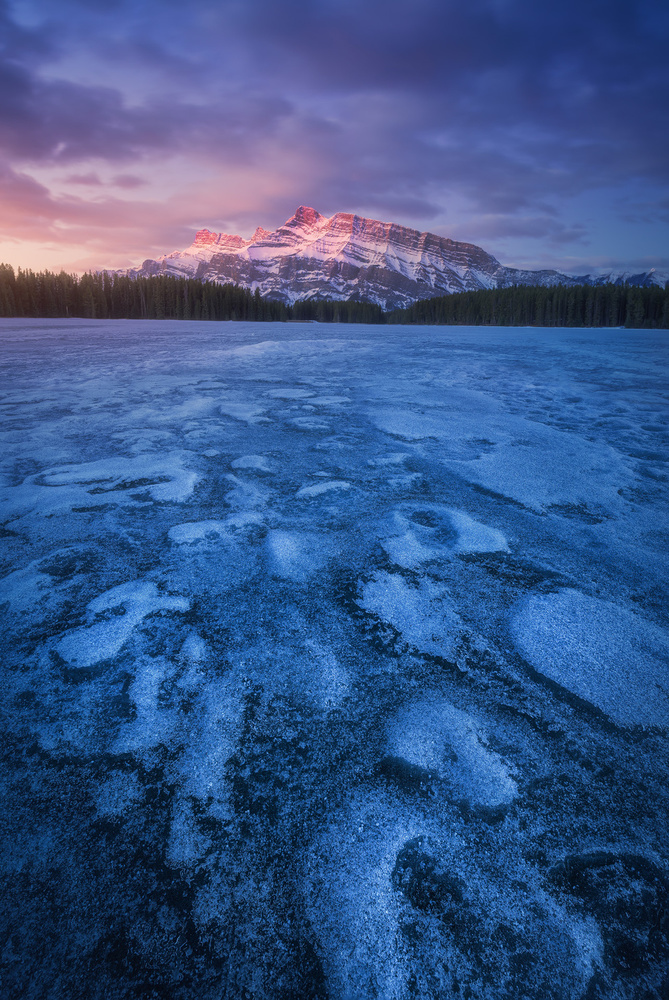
[[131, 206, 667, 310]]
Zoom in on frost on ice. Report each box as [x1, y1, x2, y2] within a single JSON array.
[[1, 319, 667, 1000]]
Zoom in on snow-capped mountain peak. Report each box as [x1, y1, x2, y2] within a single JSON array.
[[133, 208, 666, 310]]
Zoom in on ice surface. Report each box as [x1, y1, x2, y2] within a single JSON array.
[[295, 479, 352, 497], [359, 571, 461, 659], [168, 519, 229, 544], [512, 588, 669, 727], [387, 698, 517, 806], [55, 579, 190, 668], [449, 508, 510, 554], [230, 454, 273, 472], [1, 319, 667, 1000]]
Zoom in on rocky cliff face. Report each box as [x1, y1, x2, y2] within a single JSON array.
[[133, 207, 666, 310]]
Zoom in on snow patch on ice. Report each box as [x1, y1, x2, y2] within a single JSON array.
[[219, 401, 267, 424], [305, 641, 350, 709], [358, 572, 461, 659], [296, 479, 352, 498], [382, 525, 437, 569], [309, 395, 350, 405], [55, 580, 189, 668], [266, 530, 327, 581], [449, 509, 509, 554], [368, 452, 410, 467], [372, 408, 447, 441], [39, 454, 199, 502], [450, 431, 629, 512], [180, 632, 208, 664], [168, 520, 227, 544], [289, 416, 330, 431], [304, 793, 417, 1000], [266, 388, 315, 399], [512, 589, 669, 727], [114, 655, 177, 753], [387, 699, 517, 806], [1, 564, 52, 610], [380, 506, 508, 569], [166, 796, 210, 870], [231, 454, 273, 472]]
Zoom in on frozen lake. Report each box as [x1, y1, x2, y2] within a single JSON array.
[[1, 319, 668, 999]]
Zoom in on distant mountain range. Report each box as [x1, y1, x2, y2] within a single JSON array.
[[131, 206, 667, 311]]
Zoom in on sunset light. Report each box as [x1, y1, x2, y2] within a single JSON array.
[[1, 4, 668, 1000]]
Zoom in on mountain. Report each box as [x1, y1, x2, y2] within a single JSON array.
[[131, 206, 667, 311]]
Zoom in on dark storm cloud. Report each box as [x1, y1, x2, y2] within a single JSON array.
[[0, 50, 293, 164], [2, 0, 668, 264]]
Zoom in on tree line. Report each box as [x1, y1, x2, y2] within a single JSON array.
[[0, 265, 288, 322], [0, 263, 666, 327], [387, 281, 669, 329], [0, 265, 386, 324]]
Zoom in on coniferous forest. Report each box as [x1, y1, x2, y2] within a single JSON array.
[[387, 281, 669, 329], [0, 263, 667, 327]]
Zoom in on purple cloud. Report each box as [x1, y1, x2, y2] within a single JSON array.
[[1, 0, 667, 271]]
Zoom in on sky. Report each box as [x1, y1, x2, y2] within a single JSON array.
[[1, 0, 668, 275]]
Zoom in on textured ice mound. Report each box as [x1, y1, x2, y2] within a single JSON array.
[[55, 579, 190, 668], [387, 698, 517, 806], [512, 589, 669, 728], [296, 479, 352, 498], [358, 571, 461, 659], [39, 454, 199, 502], [381, 506, 509, 568], [448, 509, 509, 554]]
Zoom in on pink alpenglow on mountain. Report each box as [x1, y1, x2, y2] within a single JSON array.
[[133, 208, 667, 310]]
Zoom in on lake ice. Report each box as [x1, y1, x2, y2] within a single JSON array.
[[1, 319, 668, 1000]]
